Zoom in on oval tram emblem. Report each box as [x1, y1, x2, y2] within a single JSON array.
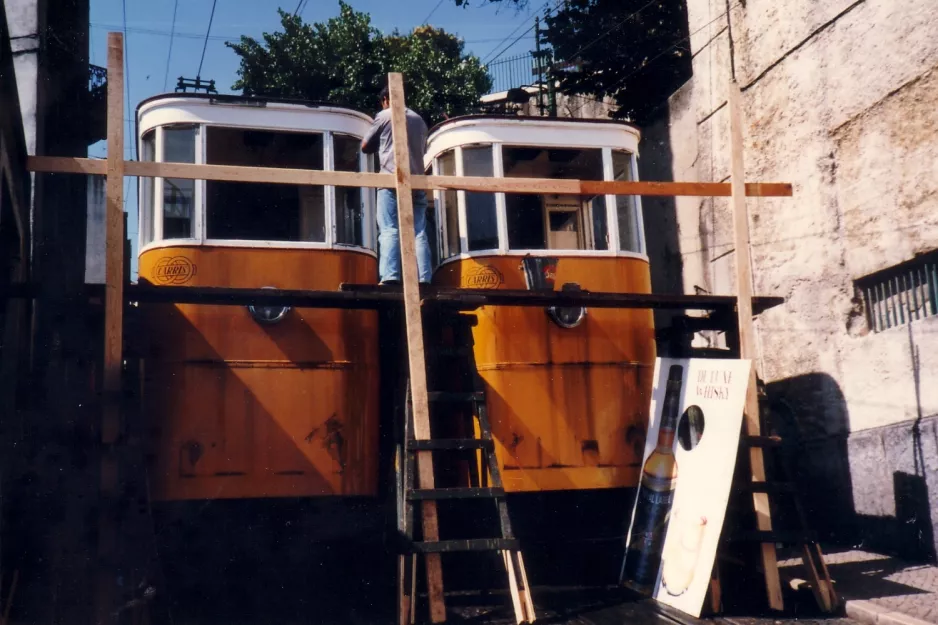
[[465, 265, 504, 289], [153, 256, 198, 285]]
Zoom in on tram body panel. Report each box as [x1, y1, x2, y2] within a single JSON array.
[[138, 246, 379, 501], [433, 255, 655, 492]]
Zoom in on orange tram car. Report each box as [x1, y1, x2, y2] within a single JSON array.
[[132, 92, 655, 608]]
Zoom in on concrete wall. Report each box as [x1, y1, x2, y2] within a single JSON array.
[[648, 0, 938, 561]]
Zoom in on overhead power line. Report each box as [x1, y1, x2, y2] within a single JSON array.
[[422, 0, 446, 24], [163, 0, 179, 91], [482, 0, 558, 65], [197, 0, 218, 79], [90, 22, 518, 46]]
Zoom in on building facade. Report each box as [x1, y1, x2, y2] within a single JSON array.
[[639, 0, 938, 561]]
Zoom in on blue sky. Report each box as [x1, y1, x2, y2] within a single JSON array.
[[89, 0, 544, 274]]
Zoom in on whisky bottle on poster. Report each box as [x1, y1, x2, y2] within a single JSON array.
[[621, 364, 683, 594]]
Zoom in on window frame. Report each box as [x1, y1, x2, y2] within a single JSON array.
[[434, 142, 647, 263], [138, 122, 377, 255]]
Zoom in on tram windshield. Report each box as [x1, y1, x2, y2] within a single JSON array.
[[433, 143, 643, 259], [139, 120, 371, 250]]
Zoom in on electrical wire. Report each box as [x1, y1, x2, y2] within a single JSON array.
[[421, 0, 446, 25], [90, 23, 520, 45], [197, 0, 218, 79], [482, 0, 558, 65], [163, 0, 179, 91], [122, 0, 135, 166]]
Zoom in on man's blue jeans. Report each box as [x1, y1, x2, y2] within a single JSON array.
[[377, 188, 432, 283]]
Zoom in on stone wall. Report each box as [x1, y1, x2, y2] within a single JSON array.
[[645, 0, 938, 561]]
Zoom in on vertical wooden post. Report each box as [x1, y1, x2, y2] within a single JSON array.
[[728, 80, 784, 612], [387, 73, 446, 623], [97, 31, 125, 625]]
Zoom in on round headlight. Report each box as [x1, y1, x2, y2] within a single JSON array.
[[546, 283, 587, 329], [248, 286, 291, 325]]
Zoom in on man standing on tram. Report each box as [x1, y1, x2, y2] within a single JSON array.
[[361, 85, 433, 285]]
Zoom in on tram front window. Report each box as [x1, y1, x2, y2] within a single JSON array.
[[334, 133, 364, 247], [463, 146, 498, 251], [163, 126, 197, 239], [438, 150, 459, 258], [205, 127, 326, 242], [613, 150, 641, 252], [502, 146, 607, 251], [141, 131, 155, 245]]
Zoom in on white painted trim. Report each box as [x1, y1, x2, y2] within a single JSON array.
[[138, 238, 378, 258], [437, 248, 650, 269], [493, 144, 509, 253], [455, 147, 469, 254], [602, 147, 620, 252]]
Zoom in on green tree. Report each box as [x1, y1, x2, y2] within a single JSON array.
[[226, 3, 492, 126]]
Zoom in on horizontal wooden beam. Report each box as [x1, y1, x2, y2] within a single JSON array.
[[108, 283, 785, 314], [27, 155, 793, 198]]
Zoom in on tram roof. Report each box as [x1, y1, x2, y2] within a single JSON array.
[[135, 92, 374, 137], [428, 113, 641, 136], [425, 114, 642, 161]]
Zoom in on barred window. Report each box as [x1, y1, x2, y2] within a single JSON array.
[[857, 252, 938, 333]]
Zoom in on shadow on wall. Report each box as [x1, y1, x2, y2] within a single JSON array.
[[636, 100, 684, 331], [765, 372, 937, 565]]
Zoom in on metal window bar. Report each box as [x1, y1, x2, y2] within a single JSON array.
[[860, 256, 938, 333], [486, 53, 538, 94]]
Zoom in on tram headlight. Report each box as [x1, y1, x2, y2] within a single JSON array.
[[248, 286, 291, 325], [547, 283, 587, 329]]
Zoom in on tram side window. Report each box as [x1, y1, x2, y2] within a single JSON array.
[[613, 150, 641, 252], [141, 131, 155, 245], [437, 150, 459, 257], [502, 146, 607, 251], [463, 146, 498, 251], [163, 126, 197, 239], [334, 133, 363, 247], [205, 127, 325, 242]]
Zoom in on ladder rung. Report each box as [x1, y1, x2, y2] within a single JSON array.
[[724, 530, 817, 544], [407, 487, 504, 500], [408, 538, 521, 553], [427, 392, 485, 402], [742, 435, 783, 448], [407, 439, 494, 451]]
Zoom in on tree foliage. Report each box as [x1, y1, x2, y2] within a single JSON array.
[[449, 0, 691, 122], [226, 3, 491, 126], [544, 0, 691, 122]]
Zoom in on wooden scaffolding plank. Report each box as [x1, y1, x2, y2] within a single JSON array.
[[96, 31, 125, 625], [387, 72, 446, 624], [728, 80, 784, 612], [26, 155, 795, 198]]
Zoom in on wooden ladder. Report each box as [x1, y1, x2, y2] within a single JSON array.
[[712, 378, 839, 614], [395, 312, 535, 625]]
